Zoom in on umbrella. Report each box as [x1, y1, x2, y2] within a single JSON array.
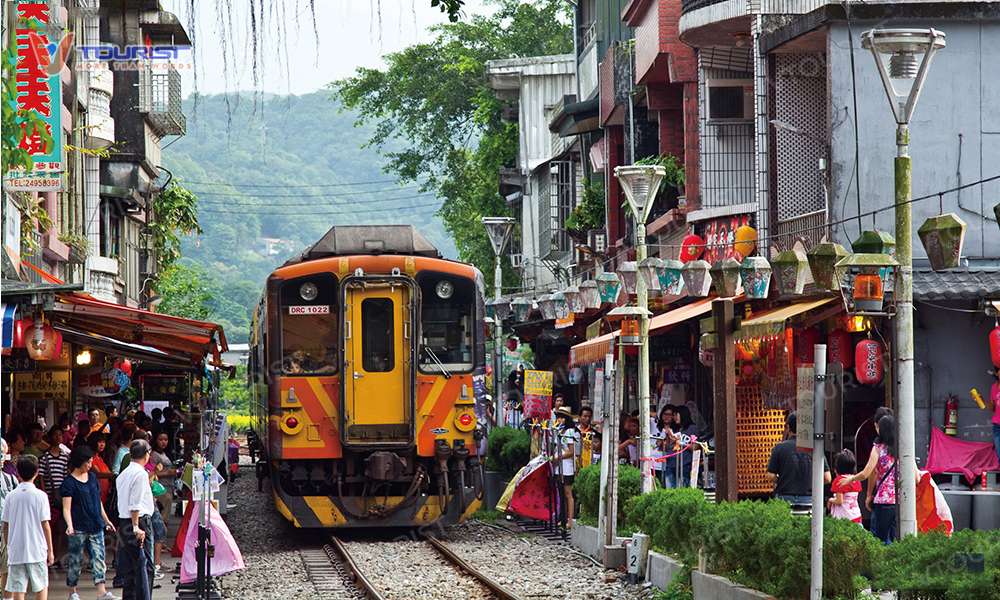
[[179, 501, 245, 583]]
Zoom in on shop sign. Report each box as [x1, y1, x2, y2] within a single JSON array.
[[2, 348, 36, 373], [661, 365, 692, 384], [697, 215, 751, 264], [649, 334, 690, 360], [555, 315, 574, 329], [4, 198, 21, 272], [3, 3, 63, 191], [14, 370, 70, 400], [523, 370, 553, 419], [76, 366, 131, 397]]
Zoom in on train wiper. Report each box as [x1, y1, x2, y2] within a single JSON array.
[[423, 346, 452, 379]]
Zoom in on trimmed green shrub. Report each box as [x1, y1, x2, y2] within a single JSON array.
[[626, 489, 711, 565], [573, 462, 642, 522], [485, 426, 530, 473], [875, 528, 1000, 600]]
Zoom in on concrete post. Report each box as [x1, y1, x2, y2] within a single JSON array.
[[636, 223, 653, 494], [811, 345, 827, 600]]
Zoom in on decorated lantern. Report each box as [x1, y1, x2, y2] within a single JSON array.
[[734, 225, 757, 258], [657, 259, 685, 296], [494, 298, 511, 320], [562, 286, 584, 314], [698, 334, 715, 367], [855, 339, 884, 385], [114, 358, 133, 377], [638, 257, 663, 292], [681, 260, 712, 297], [550, 292, 570, 319], [918, 213, 967, 271], [505, 337, 519, 352], [484, 298, 496, 320], [596, 272, 622, 304], [579, 280, 602, 309], [739, 256, 771, 299], [24, 318, 63, 360], [852, 230, 896, 281], [828, 329, 854, 370], [795, 328, 821, 364], [806, 242, 850, 291], [835, 253, 899, 314], [11, 317, 34, 348], [680, 234, 705, 263], [990, 326, 1000, 369], [617, 261, 638, 295], [511, 297, 532, 322], [710, 258, 742, 297], [536, 294, 555, 320], [771, 250, 810, 295]]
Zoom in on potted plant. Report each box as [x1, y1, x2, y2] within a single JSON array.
[[634, 154, 685, 220], [564, 178, 605, 244]]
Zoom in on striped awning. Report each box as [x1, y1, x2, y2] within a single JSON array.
[[1, 303, 18, 348], [569, 329, 617, 367], [735, 297, 839, 341]]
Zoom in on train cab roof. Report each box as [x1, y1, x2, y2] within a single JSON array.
[[283, 225, 441, 265]]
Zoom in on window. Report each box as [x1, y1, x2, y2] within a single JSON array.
[[361, 298, 394, 372], [280, 274, 338, 375], [418, 273, 475, 374]]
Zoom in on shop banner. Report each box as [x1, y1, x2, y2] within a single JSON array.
[[698, 215, 751, 264], [523, 369, 553, 419], [14, 370, 70, 400], [75, 366, 130, 397]]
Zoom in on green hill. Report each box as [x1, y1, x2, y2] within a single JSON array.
[[161, 91, 457, 344]]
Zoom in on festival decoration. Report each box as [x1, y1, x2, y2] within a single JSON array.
[[616, 261, 638, 295], [484, 298, 496, 319], [918, 213, 967, 271], [734, 225, 757, 258], [562, 286, 584, 314], [795, 328, 821, 364], [771, 250, 810, 295], [511, 297, 532, 322], [835, 253, 899, 314], [550, 292, 570, 320], [536, 294, 555, 320], [852, 230, 896, 281], [680, 234, 705, 263], [681, 260, 712, 297], [990, 326, 1000, 369], [855, 339, 884, 385], [739, 256, 771, 299], [638, 257, 663, 292], [596, 272, 622, 304], [657, 259, 685, 296], [698, 334, 714, 367], [24, 319, 62, 360], [806, 242, 849, 291], [494, 299, 512, 320], [505, 337, 518, 352], [578, 281, 601, 309], [710, 258, 742, 297], [827, 329, 854, 370]]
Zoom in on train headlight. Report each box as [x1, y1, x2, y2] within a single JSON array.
[[299, 282, 318, 301], [435, 280, 454, 299]]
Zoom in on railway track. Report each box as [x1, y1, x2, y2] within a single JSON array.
[[306, 533, 524, 600]]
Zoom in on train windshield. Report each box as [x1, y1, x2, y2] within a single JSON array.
[[280, 274, 338, 375], [418, 273, 475, 374]]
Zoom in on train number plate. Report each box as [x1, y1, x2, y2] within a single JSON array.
[[287, 305, 330, 315]]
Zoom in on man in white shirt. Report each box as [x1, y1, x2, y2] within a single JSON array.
[[115, 440, 155, 600], [1, 454, 54, 600]]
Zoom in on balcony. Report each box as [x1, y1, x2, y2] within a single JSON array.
[[86, 70, 115, 150], [139, 65, 186, 137]]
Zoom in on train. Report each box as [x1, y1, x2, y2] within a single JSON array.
[[248, 225, 487, 527]]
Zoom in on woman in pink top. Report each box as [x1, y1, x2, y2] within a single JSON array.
[[990, 370, 1000, 466], [848, 415, 897, 545]]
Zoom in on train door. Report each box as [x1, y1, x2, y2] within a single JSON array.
[[343, 279, 414, 445]]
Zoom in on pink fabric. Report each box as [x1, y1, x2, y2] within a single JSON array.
[[873, 444, 896, 505], [992, 382, 1000, 426], [924, 426, 1000, 484], [179, 501, 245, 583]]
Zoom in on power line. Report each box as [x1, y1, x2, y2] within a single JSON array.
[[198, 201, 443, 215], [188, 186, 424, 198], [194, 193, 437, 206], [177, 177, 425, 188]]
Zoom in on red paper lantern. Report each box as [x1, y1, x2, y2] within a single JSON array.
[[795, 328, 820, 364], [990, 326, 1000, 369], [680, 234, 705, 263], [24, 320, 63, 360], [114, 358, 133, 377], [828, 329, 854, 370], [855, 339, 883, 385], [11, 317, 33, 348]]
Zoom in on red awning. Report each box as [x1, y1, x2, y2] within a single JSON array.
[[569, 329, 617, 367]]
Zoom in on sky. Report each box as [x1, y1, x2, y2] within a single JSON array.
[[161, 0, 494, 97]]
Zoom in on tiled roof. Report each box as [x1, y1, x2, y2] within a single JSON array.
[[913, 267, 1000, 300]]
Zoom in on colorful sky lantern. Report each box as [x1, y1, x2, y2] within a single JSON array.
[[828, 329, 854, 370], [918, 213, 967, 271], [484, 298, 496, 320], [710, 258, 742, 297], [536, 294, 555, 320], [562, 286, 584, 314], [617, 261, 638, 295], [511, 297, 532, 322], [856, 338, 884, 385], [771, 250, 810, 295], [494, 298, 512, 320], [658, 259, 685, 296], [579, 281, 602, 309], [550, 292, 570, 320], [806, 242, 850, 291], [680, 233, 705, 263], [596, 271, 622, 304], [739, 256, 771, 299], [638, 257, 663, 293]]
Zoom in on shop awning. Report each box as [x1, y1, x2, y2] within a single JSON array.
[[55, 325, 192, 369], [648, 297, 717, 335], [736, 297, 839, 341], [569, 329, 617, 367], [1, 303, 18, 348]]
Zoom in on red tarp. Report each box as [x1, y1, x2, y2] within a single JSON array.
[[924, 425, 999, 484], [503, 455, 557, 521]]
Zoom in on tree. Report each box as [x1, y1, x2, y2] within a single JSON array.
[[331, 0, 572, 285], [219, 365, 250, 415], [151, 182, 204, 271], [155, 263, 213, 321]]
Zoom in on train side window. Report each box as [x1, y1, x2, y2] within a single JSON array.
[[280, 274, 339, 375], [361, 298, 394, 372]]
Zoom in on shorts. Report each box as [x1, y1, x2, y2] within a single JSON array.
[[6, 561, 48, 594], [0, 544, 7, 575], [562, 475, 575, 485], [151, 508, 167, 544]]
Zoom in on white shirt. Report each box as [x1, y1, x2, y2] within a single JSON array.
[[1, 481, 51, 564], [116, 461, 155, 519]]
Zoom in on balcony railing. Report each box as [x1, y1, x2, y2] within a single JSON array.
[[770, 209, 828, 254], [681, 0, 729, 15], [139, 64, 186, 136]]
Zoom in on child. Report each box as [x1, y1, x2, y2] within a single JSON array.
[[828, 449, 862, 523], [1, 455, 55, 600]]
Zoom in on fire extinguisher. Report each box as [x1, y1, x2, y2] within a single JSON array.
[[945, 394, 959, 436]]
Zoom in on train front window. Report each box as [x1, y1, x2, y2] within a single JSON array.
[[418, 273, 474, 374], [361, 298, 394, 372], [280, 274, 338, 375]]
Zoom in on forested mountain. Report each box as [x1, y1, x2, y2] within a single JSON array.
[[161, 91, 456, 344]]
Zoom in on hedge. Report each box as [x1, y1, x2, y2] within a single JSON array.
[[875, 528, 1000, 600], [573, 462, 641, 522], [485, 426, 530, 472]]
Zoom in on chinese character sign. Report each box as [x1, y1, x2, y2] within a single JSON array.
[[699, 215, 751, 264], [14, 370, 70, 400], [5, 2, 63, 191], [522, 370, 553, 419]]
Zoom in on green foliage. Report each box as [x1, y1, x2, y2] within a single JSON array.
[[473, 509, 502, 524], [573, 462, 642, 522], [564, 179, 605, 233], [2, 22, 55, 177], [226, 414, 252, 434], [156, 264, 213, 321], [875, 529, 1000, 600], [635, 153, 685, 188], [654, 564, 693, 600], [220, 366, 250, 415], [626, 488, 710, 565], [152, 182, 204, 271], [485, 426, 530, 472]]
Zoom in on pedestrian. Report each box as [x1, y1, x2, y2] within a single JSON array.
[[60, 445, 117, 600], [1, 433, 24, 479], [576, 406, 596, 471], [765, 411, 831, 505], [57, 415, 75, 450], [22, 425, 47, 459], [847, 415, 898, 544], [1, 439, 22, 600], [552, 406, 579, 527], [653, 406, 674, 487], [1, 455, 55, 600], [617, 416, 639, 467], [37, 427, 69, 569], [71, 420, 90, 451], [86, 433, 113, 506], [115, 440, 155, 600], [667, 406, 699, 488], [111, 425, 138, 475], [827, 449, 862, 524], [87, 408, 109, 437]]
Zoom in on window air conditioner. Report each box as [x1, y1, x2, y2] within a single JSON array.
[[509, 253, 523, 269], [706, 79, 754, 123]]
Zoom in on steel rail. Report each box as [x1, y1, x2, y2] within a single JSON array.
[[327, 535, 388, 600], [424, 534, 524, 600]]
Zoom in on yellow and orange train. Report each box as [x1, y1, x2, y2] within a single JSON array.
[[249, 226, 486, 528]]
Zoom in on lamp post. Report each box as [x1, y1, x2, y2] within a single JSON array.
[[862, 28, 945, 538], [614, 164, 666, 494], [482, 217, 517, 426]]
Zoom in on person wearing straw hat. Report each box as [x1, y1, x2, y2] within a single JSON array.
[[552, 406, 579, 527]]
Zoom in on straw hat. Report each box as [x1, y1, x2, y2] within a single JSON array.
[[554, 406, 573, 418]]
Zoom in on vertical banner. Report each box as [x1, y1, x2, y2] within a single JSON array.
[[3, 198, 21, 272], [4, 2, 63, 191], [522, 370, 553, 419], [593, 367, 604, 423]]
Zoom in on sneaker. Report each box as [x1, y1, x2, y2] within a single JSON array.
[[68, 594, 81, 600], [153, 570, 165, 580], [96, 593, 119, 600]]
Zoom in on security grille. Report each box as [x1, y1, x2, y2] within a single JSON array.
[[699, 60, 755, 209], [139, 64, 186, 136], [547, 160, 575, 258]]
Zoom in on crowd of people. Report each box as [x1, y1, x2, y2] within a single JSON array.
[[1, 404, 185, 600]]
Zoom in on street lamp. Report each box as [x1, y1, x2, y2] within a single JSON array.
[[482, 217, 517, 426], [862, 27, 945, 538], [614, 164, 666, 495]]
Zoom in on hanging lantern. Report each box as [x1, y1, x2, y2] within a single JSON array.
[[484, 298, 496, 320], [562, 286, 584, 314], [511, 297, 532, 322], [494, 299, 512, 321], [828, 329, 854, 370], [657, 259, 685, 296], [734, 225, 757, 258], [699, 334, 715, 367], [114, 357, 133, 377], [739, 256, 771, 299], [617, 261, 638, 295], [680, 234, 705, 263], [771, 250, 810, 295], [990, 326, 1000, 369], [852, 231, 896, 282], [835, 253, 899, 314], [596, 272, 622, 303], [579, 280, 602, 309], [11, 317, 34, 348], [710, 258, 742, 297], [806, 242, 850, 291], [681, 260, 712, 297], [795, 328, 821, 364], [918, 213, 967, 271], [505, 337, 519, 352], [638, 257, 663, 292], [24, 318, 63, 360], [536, 294, 555, 320], [550, 292, 570, 319], [855, 339, 884, 385]]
